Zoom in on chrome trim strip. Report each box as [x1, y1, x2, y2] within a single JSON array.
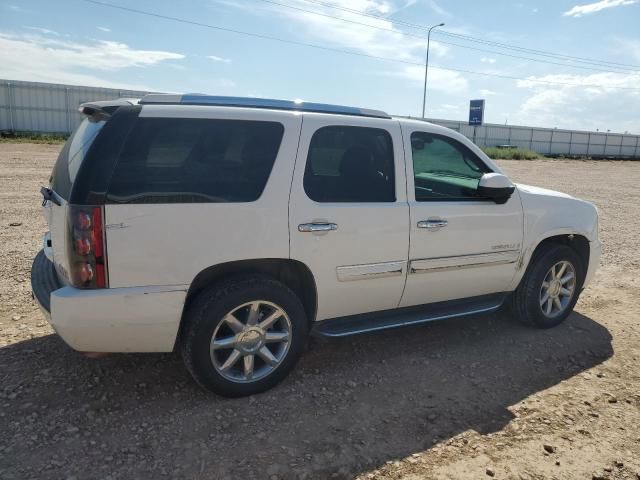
[[336, 261, 405, 282], [319, 303, 503, 337], [410, 250, 520, 274]]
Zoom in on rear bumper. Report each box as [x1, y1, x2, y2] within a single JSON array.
[[31, 249, 62, 318], [31, 250, 187, 353]]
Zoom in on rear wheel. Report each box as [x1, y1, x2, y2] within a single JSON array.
[[181, 276, 308, 397], [510, 244, 584, 328]]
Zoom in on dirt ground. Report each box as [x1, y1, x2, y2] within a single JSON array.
[[0, 143, 639, 480]]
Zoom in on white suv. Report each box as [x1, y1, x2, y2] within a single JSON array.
[[31, 94, 601, 397]]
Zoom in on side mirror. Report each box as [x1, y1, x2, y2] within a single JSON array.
[[477, 173, 515, 204]]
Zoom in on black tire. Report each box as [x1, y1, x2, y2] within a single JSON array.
[[180, 275, 308, 397], [510, 244, 585, 329]]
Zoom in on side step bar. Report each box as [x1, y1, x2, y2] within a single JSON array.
[[312, 293, 507, 337]]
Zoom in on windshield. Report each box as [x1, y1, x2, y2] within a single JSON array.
[[50, 117, 106, 199]]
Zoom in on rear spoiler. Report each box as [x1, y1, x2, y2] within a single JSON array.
[[78, 98, 140, 121]]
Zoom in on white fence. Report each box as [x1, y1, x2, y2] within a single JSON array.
[[1, 79, 639, 158], [0, 79, 150, 135], [424, 118, 640, 159]]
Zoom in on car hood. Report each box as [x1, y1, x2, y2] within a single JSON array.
[[515, 183, 574, 199]]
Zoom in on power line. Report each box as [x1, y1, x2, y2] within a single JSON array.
[[249, 0, 638, 74], [301, 0, 640, 69], [435, 30, 640, 70], [436, 39, 637, 73], [82, 0, 640, 90], [297, 0, 640, 70]]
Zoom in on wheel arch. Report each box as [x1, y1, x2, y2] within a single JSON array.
[[513, 232, 590, 288], [178, 258, 317, 344]]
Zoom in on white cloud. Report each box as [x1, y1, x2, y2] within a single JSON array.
[[1, 33, 184, 70], [514, 71, 640, 131], [424, 0, 452, 17], [207, 55, 232, 63], [218, 0, 448, 64], [391, 65, 468, 94], [516, 72, 640, 90], [428, 103, 464, 118], [0, 32, 185, 89], [479, 89, 497, 96], [25, 26, 59, 36], [610, 36, 640, 63], [563, 0, 637, 17], [480, 57, 497, 64], [4, 4, 32, 13], [96, 26, 111, 32]]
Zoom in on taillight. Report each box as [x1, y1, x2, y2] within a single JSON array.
[[68, 206, 107, 288]]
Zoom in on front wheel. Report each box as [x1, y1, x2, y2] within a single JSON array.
[[510, 244, 584, 328], [180, 276, 308, 397]]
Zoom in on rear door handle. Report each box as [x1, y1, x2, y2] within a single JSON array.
[[298, 222, 338, 233], [417, 219, 448, 230]]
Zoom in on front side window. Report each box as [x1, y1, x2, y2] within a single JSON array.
[[411, 132, 491, 201], [303, 126, 395, 203], [106, 118, 284, 203]]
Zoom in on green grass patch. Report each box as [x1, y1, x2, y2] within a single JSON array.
[[0, 132, 68, 144], [482, 147, 542, 160]]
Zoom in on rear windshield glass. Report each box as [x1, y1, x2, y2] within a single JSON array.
[[50, 118, 106, 199], [106, 118, 284, 204]]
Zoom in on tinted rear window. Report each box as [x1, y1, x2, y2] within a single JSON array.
[[106, 118, 284, 203], [303, 126, 395, 203], [50, 118, 106, 199]]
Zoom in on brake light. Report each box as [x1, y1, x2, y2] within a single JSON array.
[[74, 237, 91, 255], [76, 211, 92, 230], [77, 262, 95, 283], [68, 206, 107, 288]]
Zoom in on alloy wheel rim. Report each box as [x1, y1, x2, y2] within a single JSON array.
[[210, 300, 292, 383], [539, 260, 576, 318]]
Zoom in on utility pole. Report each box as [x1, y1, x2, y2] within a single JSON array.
[[422, 22, 445, 119]]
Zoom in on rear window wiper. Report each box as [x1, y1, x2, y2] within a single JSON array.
[[40, 186, 61, 206]]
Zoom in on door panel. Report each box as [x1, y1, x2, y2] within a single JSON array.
[[400, 125, 524, 308], [289, 114, 409, 321]]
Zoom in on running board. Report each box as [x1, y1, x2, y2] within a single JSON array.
[[312, 293, 507, 337]]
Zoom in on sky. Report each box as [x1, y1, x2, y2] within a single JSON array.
[[1, 0, 639, 133]]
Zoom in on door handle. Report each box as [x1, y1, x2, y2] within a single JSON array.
[[298, 222, 338, 233], [417, 219, 448, 230]]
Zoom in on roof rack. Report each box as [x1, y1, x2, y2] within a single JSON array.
[[139, 94, 390, 119]]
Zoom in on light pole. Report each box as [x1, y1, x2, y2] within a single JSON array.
[[422, 22, 445, 119]]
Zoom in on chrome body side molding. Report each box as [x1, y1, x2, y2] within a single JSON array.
[[336, 260, 405, 282], [409, 249, 520, 274]]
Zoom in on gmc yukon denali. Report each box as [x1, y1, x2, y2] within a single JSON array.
[[31, 94, 601, 396]]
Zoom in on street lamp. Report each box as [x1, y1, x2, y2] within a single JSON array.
[[422, 22, 445, 119]]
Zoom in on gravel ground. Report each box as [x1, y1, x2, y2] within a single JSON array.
[[0, 144, 639, 480]]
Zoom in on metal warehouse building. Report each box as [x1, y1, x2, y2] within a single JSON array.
[[1, 79, 638, 158]]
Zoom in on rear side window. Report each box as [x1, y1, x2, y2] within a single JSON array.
[[50, 118, 106, 199], [106, 118, 284, 203], [303, 126, 395, 203]]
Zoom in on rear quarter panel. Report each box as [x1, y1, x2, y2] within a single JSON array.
[[104, 105, 302, 288]]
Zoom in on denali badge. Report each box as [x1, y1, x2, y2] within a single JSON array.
[[492, 244, 519, 250]]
